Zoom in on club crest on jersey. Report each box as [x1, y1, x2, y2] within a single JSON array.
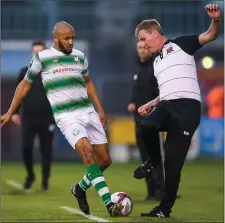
[[53, 58, 58, 63], [73, 129, 79, 135], [166, 47, 174, 54], [74, 57, 79, 62]]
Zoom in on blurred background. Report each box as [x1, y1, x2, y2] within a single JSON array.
[[1, 0, 224, 162]]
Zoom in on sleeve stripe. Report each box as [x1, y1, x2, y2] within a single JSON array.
[[24, 76, 33, 83], [26, 71, 36, 82], [35, 53, 41, 62]]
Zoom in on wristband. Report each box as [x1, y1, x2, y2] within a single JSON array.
[[213, 18, 221, 21]]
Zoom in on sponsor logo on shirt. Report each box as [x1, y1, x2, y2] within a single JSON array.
[[53, 67, 82, 74]]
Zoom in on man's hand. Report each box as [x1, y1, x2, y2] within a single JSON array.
[[127, 103, 136, 112], [138, 99, 157, 117], [1, 112, 12, 128], [205, 4, 221, 20], [11, 114, 21, 126], [199, 4, 221, 45], [98, 110, 107, 127]]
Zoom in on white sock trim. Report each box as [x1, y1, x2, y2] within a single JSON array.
[[91, 176, 105, 187], [83, 174, 91, 186], [98, 187, 110, 197]]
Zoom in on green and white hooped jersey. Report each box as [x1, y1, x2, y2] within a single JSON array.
[[24, 47, 94, 120]]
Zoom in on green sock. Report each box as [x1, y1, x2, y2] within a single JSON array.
[[86, 164, 112, 206], [79, 174, 91, 191], [79, 166, 108, 191]]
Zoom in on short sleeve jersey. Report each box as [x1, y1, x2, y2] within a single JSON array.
[[24, 47, 94, 120], [153, 35, 203, 102]]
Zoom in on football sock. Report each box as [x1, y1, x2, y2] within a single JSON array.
[[79, 166, 108, 191], [79, 174, 91, 191], [85, 164, 112, 206]]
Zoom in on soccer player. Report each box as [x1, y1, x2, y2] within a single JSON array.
[[1, 21, 119, 217], [134, 4, 221, 217]]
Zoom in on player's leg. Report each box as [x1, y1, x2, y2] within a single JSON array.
[[76, 111, 111, 190], [77, 143, 112, 192], [21, 120, 37, 189], [59, 116, 118, 216], [75, 137, 118, 216], [93, 144, 112, 171], [140, 129, 195, 217], [38, 122, 55, 190], [141, 99, 201, 218]]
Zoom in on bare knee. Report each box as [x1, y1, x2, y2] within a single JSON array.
[[76, 138, 95, 165], [99, 156, 112, 170]]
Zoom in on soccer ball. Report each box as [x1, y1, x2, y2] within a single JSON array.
[[111, 192, 133, 216]]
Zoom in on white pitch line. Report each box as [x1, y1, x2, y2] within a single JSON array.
[[5, 180, 33, 193], [60, 206, 111, 222]]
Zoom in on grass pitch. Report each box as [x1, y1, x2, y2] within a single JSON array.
[[1, 159, 224, 222]]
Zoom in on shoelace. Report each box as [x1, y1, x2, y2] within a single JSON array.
[[142, 160, 153, 170]]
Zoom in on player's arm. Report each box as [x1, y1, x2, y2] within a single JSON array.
[[84, 75, 107, 126], [199, 4, 221, 45], [11, 67, 29, 125], [1, 80, 32, 127], [82, 56, 107, 126], [1, 54, 42, 127], [138, 96, 160, 117]]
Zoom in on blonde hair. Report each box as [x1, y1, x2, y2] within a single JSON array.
[[135, 19, 164, 36]]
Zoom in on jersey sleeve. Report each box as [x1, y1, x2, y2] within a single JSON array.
[[81, 56, 89, 76], [24, 53, 42, 83], [173, 35, 203, 55]]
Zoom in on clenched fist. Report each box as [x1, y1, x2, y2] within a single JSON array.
[[205, 4, 221, 20]]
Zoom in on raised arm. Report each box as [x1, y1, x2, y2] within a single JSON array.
[[199, 4, 221, 45]]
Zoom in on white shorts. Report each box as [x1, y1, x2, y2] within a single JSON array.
[[56, 111, 108, 149]]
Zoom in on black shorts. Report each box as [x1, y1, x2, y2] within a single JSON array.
[[141, 98, 201, 137]]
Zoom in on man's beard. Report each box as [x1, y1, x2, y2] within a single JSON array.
[[58, 40, 72, 55]]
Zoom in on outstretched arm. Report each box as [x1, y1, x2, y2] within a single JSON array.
[[1, 53, 42, 127], [199, 4, 221, 45], [1, 80, 31, 127]]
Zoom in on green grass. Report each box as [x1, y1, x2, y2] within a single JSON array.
[[1, 159, 224, 222]]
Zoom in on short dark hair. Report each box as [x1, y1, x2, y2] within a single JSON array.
[[135, 19, 164, 36], [32, 40, 46, 48]]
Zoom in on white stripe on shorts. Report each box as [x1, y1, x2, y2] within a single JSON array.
[[98, 187, 110, 196], [91, 176, 104, 187]]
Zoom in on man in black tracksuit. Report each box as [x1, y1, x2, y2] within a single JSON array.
[[128, 41, 164, 200], [11, 41, 55, 191], [133, 4, 220, 217]]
